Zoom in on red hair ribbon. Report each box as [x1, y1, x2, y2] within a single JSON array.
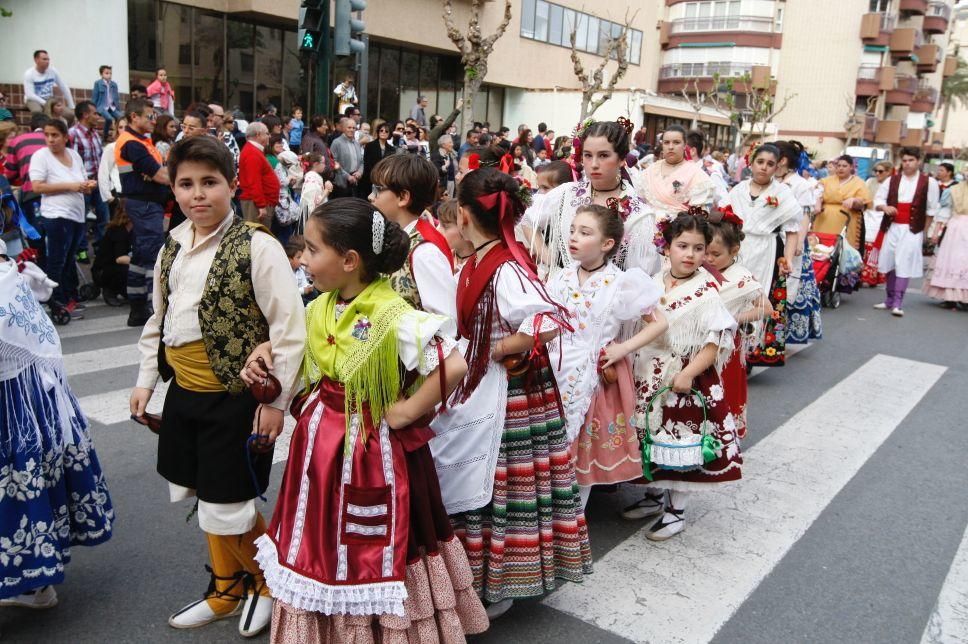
[[476, 191, 538, 280], [468, 153, 481, 170], [499, 153, 515, 175], [684, 147, 693, 161], [718, 204, 744, 228]]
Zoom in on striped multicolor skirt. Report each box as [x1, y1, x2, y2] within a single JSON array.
[[451, 354, 593, 603]]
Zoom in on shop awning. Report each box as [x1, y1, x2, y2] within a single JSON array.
[[640, 95, 732, 126]]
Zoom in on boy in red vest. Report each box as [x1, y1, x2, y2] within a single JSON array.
[[873, 147, 940, 317]]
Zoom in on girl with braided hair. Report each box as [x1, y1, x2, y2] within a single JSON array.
[[444, 168, 592, 619]]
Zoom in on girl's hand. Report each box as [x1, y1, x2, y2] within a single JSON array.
[[778, 257, 792, 276], [491, 339, 507, 361], [241, 342, 273, 385], [672, 372, 694, 394], [384, 399, 413, 430], [324, 180, 334, 193], [600, 342, 628, 368]]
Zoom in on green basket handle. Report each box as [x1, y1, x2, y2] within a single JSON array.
[[642, 386, 708, 438]]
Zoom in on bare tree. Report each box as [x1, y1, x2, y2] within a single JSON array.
[[693, 71, 796, 148], [569, 11, 635, 121], [679, 78, 717, 129], [442, 0, 513, 132]]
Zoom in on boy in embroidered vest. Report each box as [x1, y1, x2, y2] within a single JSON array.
[[369, 154, 458, 320], [873, 147, 940, 317], [129, 136, 306, 637]]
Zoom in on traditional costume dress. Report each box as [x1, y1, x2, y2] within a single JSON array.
[[254, 279, 488, 642], [0, 255, 114, 605], [631, 267, 738, 538], [136, 213, 306, 634], [635, 158, 716, 223], [444, 239, 592, 604], [861, 176, 888, 287], [546, 262, 662, 488], [815, 174, 871, 251], [874, 172, 940, 312], [728, 179, 801, 366], [923, 182, 968, 305], [780, 171, 823, 344], [715, 262, 765, 441], [389, 214, 457, 320], [521, 177, 660, 279]]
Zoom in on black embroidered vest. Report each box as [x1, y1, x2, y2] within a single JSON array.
[[157, 218, 271, 394], [388, 227, 427, 310]]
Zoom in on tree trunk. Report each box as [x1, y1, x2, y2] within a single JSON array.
[[460, 75, 483, 135]]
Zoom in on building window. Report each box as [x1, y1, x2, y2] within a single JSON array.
[[519, 0, 644, 65], [869, 0, 890, 12]]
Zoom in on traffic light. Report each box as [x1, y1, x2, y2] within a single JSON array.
[[298, 0, 326, 53], [334, 0, 366, 56]]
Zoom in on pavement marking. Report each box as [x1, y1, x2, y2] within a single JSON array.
[[78, 380, 170, 426], [64, 343, 141, 376], [543, 354, 947, 644], [921, 520, 968, 644], [58, 315, 133, 340]]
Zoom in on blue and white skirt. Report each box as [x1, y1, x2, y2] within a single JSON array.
[[787, 243, 823, 344], [0, 363, 114, 598]]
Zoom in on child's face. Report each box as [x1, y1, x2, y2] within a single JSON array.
[[538, 149, 548, 159], [536, 171, 557, 194], [288, 251, 303, 270], [705, 235, 737, 272], [157, 69, 168, 82], [568, 211, 614, 265], [370, 186, 411, 219], [302, 218, 351, 292], [172, 160, 237, 234], [101, 68, 112, 81], [666, 229, 707, 276], [438, 220, 473, 257], [293, 109, 303, 120]]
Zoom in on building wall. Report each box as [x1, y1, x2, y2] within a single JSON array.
[[773, 0, 868, 140], [0, 0, 130, 92], [943, 14, 968, 150]]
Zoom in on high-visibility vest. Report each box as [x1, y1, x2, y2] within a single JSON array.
[[114, 128, 163, 175]]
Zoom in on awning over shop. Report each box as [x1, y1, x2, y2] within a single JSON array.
[[639, 95, 731, 126]]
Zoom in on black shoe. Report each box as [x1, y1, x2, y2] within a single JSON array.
[[127, 302, 151, 327], [103, 290, 124, 307]]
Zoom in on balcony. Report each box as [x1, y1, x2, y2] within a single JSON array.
[[901, 126, 927, 147], [890, 27, 925, 59], [862, 115, 879, 142], [658, 62, 772, 93], [885, 74, 918, 105], [665, 15, 781, 49], [856, 65, 896, 97], [911, 85, 939, 112], [916, 43, 942, 73], [944, 55, 959, 77], [923, 1, 952, 34], [860, 12, 897, 46], [875, 120, 908, 144], [899, 0, 928, 15]]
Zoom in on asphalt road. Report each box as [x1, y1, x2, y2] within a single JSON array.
[[2, 281, 966, 644]]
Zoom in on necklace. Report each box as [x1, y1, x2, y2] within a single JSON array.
[[578, 260, 607, 277], [473, 238, 500, 254], [591, 180, 623, 203], [668, 268, 698, 288]]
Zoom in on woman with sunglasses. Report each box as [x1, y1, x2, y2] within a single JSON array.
[[361, 121, 394, 197]]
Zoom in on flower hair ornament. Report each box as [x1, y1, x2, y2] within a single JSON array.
[[717, 204, 744, 228], [570, 117, 597, 170], [516, 177, 534, 208], [616, 116, 634, 135], [371, 211, 385, 254]]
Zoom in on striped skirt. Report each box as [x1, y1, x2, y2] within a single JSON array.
[[451, 354, 593, 603]]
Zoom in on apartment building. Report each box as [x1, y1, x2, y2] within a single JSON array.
[[0, 0, 956, 161]]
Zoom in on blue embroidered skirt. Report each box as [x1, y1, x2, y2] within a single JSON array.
[[0, 363, 114, 598], [787, 242, 823, 344]]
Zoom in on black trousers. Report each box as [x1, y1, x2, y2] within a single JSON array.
[[158, 380, 270, 504]]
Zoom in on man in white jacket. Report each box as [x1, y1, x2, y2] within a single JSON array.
[[23, 50, 74, 113]]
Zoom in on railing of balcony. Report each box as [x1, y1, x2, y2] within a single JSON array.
[[668, 15, 776, 34], [658, 62, 758, 79], [857, 64, 880, 80], [880, 13, 898, 31], [895, 75, 919, 92]]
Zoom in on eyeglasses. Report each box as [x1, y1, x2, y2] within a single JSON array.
[[372, 184, 387, 194], [146, 113, 157, 121], [874, 169, 886, 174], [405, 130, 415, 135]]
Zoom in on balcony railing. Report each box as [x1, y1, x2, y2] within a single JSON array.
[[659, 62, 755, 79], [895, 74, 919, 92], [857, 64, 880, 80], [668, 15, 776, 34], [927, 1, 952, 19], [914, 86, 939, 102], [880, 13, 898, 32]]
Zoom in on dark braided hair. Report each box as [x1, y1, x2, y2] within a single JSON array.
[[662, 212, 712, 246], [457, 167, 526, 235], [309, 198, 409, 282]]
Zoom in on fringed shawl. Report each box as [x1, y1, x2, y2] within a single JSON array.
[[728, 179, 803, 237]]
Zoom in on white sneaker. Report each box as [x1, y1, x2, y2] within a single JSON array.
[[0, 585, 58, 609], [645, 509, 685, 541], [873, 303, 889, 310], [891, 307, 904, 317], [168, 597, 242, 629], [485, 598, 514, 620], [620, 491, 666, 520], [238, 591, 272, 638]]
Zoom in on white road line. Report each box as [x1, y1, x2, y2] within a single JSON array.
[[58, 315, 132, 340], [64, 343, 140, 376], [921, 521, 968, 644], [544, 354, 947, 643]]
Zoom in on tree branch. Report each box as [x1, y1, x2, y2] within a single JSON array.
[[482, 0, 513, 50], [442, 0, 468, 56]]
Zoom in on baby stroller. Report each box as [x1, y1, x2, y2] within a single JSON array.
[[809, 231, 844, 309]]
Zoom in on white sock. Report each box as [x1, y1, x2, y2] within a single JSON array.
[[579, 485, 592, 510], [668, 490, 687, 513]]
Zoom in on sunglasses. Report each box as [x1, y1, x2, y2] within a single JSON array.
[[875, 169, 886, 174]]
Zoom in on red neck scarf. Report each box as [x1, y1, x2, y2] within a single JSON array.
[[415, 217, 454, 271]]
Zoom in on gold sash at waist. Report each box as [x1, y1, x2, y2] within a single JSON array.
[[165, 340, 226, 392]]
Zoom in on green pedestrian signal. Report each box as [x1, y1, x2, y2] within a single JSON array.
[[302, 32, 315, 49]]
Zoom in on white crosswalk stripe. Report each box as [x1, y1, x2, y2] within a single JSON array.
[[58, 315, 133, 339], [64, 343, 141, 376], [921, 522, 968, 644], [543, 354, 947, 643]]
